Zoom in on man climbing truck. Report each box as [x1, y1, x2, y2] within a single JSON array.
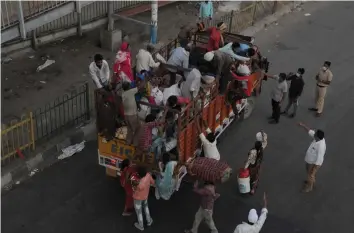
[[96, 27, 270, 186]]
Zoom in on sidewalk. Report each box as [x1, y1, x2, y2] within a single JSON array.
[[1, 1, 244, 124]]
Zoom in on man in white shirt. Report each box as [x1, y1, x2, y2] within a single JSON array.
[[234, 192, 268, 233], [196, 119, 220, 160], [298, 122, 326, 193], [136, 44, 160, 73], [266, 73, 288, 124], [162, 83, 182, 106], [89, 54, 110, 89], [181, 68, 202, 100]]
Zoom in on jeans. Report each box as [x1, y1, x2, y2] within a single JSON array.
[[271, 99, 281, 122], [190, 207, 218, 233], [284, 97, 299, 115], [150, 137, 164, 162], [134, 199, 152, 228]]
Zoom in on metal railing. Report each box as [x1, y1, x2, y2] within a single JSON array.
[[1, 1, 146, 41], [33, 82, 91, 142], [1, 83, 91, 165], [1, 113, 35, 165], [1, 1, 68, 30]]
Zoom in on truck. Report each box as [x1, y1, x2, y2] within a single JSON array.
[[96, 30, 269, 180]]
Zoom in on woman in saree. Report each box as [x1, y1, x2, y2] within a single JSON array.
[[120, 159, 136, 216], [113, 42, 134, 85], [245, 141, 264, 194], [155, 153, 178, 200]]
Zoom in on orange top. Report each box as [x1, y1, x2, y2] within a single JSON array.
[[133, 173, 155, 200]]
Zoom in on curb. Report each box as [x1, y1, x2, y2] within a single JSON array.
[[1, 2, 303, 191], [240, 2, 303, 36], [1, 121, 96, 191]]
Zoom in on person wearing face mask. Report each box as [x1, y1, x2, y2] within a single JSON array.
[[309, 61, 333, 117], [281, 68, 305, 118], [298, 122, 326, 193], [265, 73, 288, 124], [89, 54, 110, 89]]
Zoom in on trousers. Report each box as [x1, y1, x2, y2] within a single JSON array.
[[190, 207, 218, 233], [315, 86, 327, 113], [284, 97, 299, 115], [271, 99, 281, 122], [134, 199, 152, 228], [125, 115, 140, 145], [305, 163, 321, 191]]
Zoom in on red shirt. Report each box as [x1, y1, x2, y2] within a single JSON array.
[[138, 121, 164, 151], [207, 27, 222, 52]]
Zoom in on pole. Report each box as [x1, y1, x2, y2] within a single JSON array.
[[17, 0, 26, 39], [108, 1, 114, 31], [150, 0, 158, 44], [76, 1, 82, 36]]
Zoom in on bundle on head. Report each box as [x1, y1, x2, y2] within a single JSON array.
[[188, 157, 232, 183]]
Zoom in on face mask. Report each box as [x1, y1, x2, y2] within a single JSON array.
[[322, 66, 327, 71]]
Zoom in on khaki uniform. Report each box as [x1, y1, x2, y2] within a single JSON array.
[[315, 68, 333, 113], [304, 163, 321, 191]]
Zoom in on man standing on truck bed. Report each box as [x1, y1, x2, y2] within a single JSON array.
[[166, 39, 190, 86], [204, 50, 234, 95], [122, 82, 140, 145]]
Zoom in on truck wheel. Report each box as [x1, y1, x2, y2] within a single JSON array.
[[240, 97, 256, 120]]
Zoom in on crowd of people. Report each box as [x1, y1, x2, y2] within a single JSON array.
[[89, 2, 331, 230]]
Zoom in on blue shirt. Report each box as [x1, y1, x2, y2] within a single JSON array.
[[199, 1, 213, 19], [167, 47, 190, 76], [236, 43, 250, 53], [218, 43, 250, 62]]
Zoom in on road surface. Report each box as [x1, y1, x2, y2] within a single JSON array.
[[2, 2, 354, 233]]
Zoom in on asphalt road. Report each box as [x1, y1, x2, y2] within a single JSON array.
[[2, 2, 354, 233]]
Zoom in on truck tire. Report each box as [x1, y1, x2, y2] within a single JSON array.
[[240, 97, 256, 120]]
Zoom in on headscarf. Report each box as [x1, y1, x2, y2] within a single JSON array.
[[113, 42, 133, 82], [218, 22, 227, 31], [248, 209, 259, 224]]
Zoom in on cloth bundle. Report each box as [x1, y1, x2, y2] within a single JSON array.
[[188, 157, 232, 183]]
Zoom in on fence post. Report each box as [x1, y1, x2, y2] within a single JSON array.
[[107, 1, 114, 31], [76, 1, 83, 37], [31, 30, 38, 50], [251, 2, 258, 26], [17, 0, 27, 39], [85, 83, 91, 120], [272, 1, 278, 14], [29, 112, 36, 150], [228, 10, 234, 33]]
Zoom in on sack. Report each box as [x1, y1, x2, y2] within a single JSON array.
[[189, 157, 232, 183]]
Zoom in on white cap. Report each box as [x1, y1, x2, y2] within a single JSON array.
[[204, 52, 215, 62], [248, 209, 259, 224], [256, 132, 263, 141]]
